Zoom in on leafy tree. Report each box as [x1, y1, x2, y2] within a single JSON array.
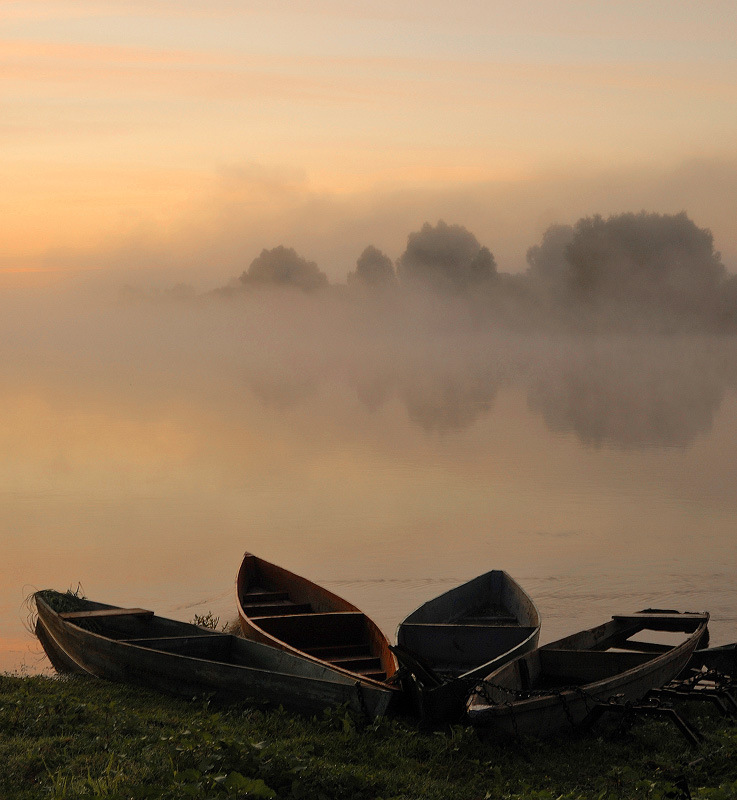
[[526, 224, 575, 287], [240, 246, 328, 292], [347, 245, 398, 289], [397, 221, 496, 292], [565, 211, 724, 305]]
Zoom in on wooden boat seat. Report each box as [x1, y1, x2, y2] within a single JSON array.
[[60, 608, 154, 620], [360, 671, 387, 681], [611, 612, 709, 632], [305, 644, 386, 681], [241, 585, 314, 618], [458, 614, 519, 625], [326, 655, 381, 670]]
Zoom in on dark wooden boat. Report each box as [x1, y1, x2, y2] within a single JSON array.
[[394, 570, 540, 722], [687, 643, 736, 676], [235, 553, 400, 694], [467, 609, 709, 738], [34, 591, 395, 718]]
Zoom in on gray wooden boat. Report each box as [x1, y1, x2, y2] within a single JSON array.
[[236, 553, 401, 696], [34, 591, 395, 718], [394, 570, 540, 722], [467, 609, 709, 738], [687, 643, 736, 676]]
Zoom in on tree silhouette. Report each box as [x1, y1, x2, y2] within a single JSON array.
[[240, 246, 328, 292], [397, 220, 496, 292]]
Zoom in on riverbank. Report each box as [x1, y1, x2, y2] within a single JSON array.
[[1, 673, 735, 799]]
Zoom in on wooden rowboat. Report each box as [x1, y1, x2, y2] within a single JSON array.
[[236, 553, 401, 696], [34, 591, 395, 718], [687, 642, 736, 676], [394, 570, 540, 722], [467, 609, 709, 738]]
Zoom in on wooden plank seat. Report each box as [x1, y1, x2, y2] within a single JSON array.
[[327, 655, 382, 671], [612, 612, 709, 632], [241, 585, 315, 617], [60, 608, 154, 620], [460, 614, 519, 625]]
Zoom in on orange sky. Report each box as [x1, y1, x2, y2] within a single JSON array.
[[2, 1, 736, 282]]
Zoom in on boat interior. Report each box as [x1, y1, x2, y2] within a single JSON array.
[[240, 585, 389, 682], [398, 620, 537, 676], [56, 607, 256, 665], [53, 606, 359, 676], [487, 612, 709, 694], [397, 570, 540, 678]]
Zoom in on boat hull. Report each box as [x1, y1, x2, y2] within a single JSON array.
[[236, 553, 400, 695], [395, 570, 540, 722], [687, 643, 736, 676], [467, 610, 709, 738]]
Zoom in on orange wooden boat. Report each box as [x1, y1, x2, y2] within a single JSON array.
[[236, 553, 400, 694]]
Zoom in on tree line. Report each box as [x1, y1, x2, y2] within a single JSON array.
[[229, 212, 737, 330]]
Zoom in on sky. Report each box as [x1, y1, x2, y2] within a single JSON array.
[[2, 0, 737, 284]]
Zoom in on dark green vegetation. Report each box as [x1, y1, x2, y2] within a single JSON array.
[[2, 671, 736, 800]]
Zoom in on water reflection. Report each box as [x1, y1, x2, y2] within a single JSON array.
[[3, 288, 737, 675], [241, 331, 737, 448], [353, 369, 501, 433], [525, 338, 737, 449]]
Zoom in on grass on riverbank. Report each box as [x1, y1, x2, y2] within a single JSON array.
[[1, 672, 736, 799]]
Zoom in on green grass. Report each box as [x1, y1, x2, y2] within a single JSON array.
[[1, 672, 736, 799]]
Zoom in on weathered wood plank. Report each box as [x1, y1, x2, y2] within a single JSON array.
[[60, 608, 154, 620], [612, 612, 708, 622], [611, 613, 709, 632]]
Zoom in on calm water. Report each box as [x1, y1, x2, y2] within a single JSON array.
[[2, 286, 735, 673]]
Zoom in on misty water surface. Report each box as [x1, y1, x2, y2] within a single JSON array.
[[2, 284, 736, 673]]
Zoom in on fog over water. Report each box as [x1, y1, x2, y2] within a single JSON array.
[[2, 268, 737, 674]]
